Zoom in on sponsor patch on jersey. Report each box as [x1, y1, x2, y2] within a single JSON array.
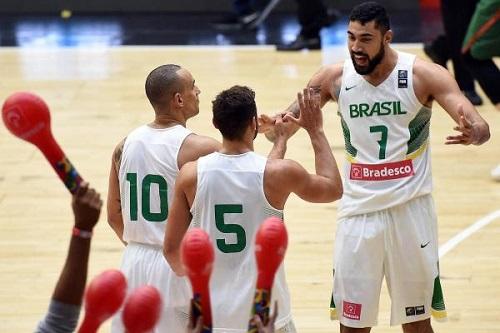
[[343, 301, 362, 320], [398, 70, 408, 88], [406, 305, 425, 316], [350, 159, 414, 181]]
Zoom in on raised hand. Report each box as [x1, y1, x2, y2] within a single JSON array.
[[72, 182, 102, 232], [284, 88, 323, 134], [252, 301, 278, 333], [445, 105, 477, 145], [258, 114, 276, 134]]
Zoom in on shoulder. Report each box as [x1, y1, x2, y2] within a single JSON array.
[[182, 133, 221, 151], [178, 134, 221, 168], [311, 63, 344, 102], [177, 160, 198, 187], [112, 137, 127, 168], [413, 56, 453, 84], [265, 158, 305, 180], [313, 63, 344, 82], [412, 56, 456, 104]]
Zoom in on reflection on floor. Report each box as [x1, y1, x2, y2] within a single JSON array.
[[0, 10, 436, 48]]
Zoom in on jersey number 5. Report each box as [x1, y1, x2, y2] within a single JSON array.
[[126, 173, 168, 222], [215, 204, 246, 253]]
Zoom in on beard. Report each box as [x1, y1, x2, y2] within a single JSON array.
[[351, 43, 385, 75]]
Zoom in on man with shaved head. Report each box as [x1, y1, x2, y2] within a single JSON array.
[[107, 64, 220, 333]]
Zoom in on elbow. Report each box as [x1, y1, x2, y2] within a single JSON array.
[[163, 244, 173, 265], [334, 183, 344, 201], [325, 183, 343, 202], [481, 123, 491, 144]]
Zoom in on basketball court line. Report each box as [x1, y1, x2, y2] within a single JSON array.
[[439, 209, 500, 258]]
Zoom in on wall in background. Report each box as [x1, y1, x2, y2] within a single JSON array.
[[0, 0, 420, 14]]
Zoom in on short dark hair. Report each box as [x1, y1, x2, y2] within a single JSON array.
[[349, 2, 390, 33], [212, 86, 257, 141], [145, 64, 183, 107]]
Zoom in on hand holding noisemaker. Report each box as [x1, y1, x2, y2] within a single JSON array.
[[2, 92, 82, 193], [248, 217, 288, 332], [78, 269, 127, 333], [181, 228, 214, 333]]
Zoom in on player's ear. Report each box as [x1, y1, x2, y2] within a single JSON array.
[[174, 92, 183, 107], [384, 29, 393, 44]]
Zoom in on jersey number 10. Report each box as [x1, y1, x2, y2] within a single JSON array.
[[126, 172, 168, 222]]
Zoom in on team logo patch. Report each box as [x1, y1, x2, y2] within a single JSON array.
[[406, 305, 425, 316], [343, 301, 362, 320], [350, 160, 414, 181], [398, 70, 408, 88]]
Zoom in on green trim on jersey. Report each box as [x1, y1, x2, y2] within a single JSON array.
[[339, 111, 358, 158], [329, 269, 338, 320], [407, 106, 431, 155], [432, 274, 446, 311]]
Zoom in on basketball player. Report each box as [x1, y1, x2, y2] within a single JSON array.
[[107, 64, 221, 333], [259, 2, 490, 332], [164, 85, 343, 332]]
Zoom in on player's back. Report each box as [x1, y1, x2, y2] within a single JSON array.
[[191, 151, 292, 332], [119, 124, 192, 246]]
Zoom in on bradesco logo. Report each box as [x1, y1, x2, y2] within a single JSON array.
[[350, 159, 414, 181]]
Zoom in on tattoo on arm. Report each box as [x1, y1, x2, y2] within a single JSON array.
[[113, 138, 126, 173]]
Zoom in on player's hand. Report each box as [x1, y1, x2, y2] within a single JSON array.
[[284, 88, 323, 134], [445, 105, 478, 145], [186, 316, 203, 333], [186, 299, 203, 333], [252, 301, 278, 333], [273, 114, 299, 144], [258, 114, 276, 134], [72, 182, 102, 231]]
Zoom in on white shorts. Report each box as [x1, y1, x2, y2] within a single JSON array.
[[111, 242, 192, 333], [330, 194, 447, 328]]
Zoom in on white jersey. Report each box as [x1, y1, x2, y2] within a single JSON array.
[[337, 51, 433, 218], [119, 124, 192, 245], [190, 152, 292, 332]]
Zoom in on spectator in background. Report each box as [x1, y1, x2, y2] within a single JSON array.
[[276, 0, 340, 51], [212, 0, 270, 30], [460, 0, 500, 180], [213, 0, 340, 50], [423, 0, 484, 105], [35, 183, 102, 333], [461, 0, 500, 111]]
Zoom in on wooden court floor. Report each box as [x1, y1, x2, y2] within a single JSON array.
[[0, 46, 499, 332]]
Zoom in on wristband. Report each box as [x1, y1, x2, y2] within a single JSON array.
[[72, 227, 93, 239]]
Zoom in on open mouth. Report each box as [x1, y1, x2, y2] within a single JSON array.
[[354, 55, 368, 65]]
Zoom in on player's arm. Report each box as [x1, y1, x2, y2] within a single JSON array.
[[267, 114, 299, 159], [284, 64, 341, 117], [415, 59, 490, 145], [107, 139, 127, 245], [35, 183, 102, 333], [259, 64, 341, 141], [266, 88, 343, 205], [177, 134, 221, 169], [164, 162, 197, 276]]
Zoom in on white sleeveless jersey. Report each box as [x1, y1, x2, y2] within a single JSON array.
[[337, 51, 433, 218], [119, 124, 192, 245], [190, 152, 292, 332]]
